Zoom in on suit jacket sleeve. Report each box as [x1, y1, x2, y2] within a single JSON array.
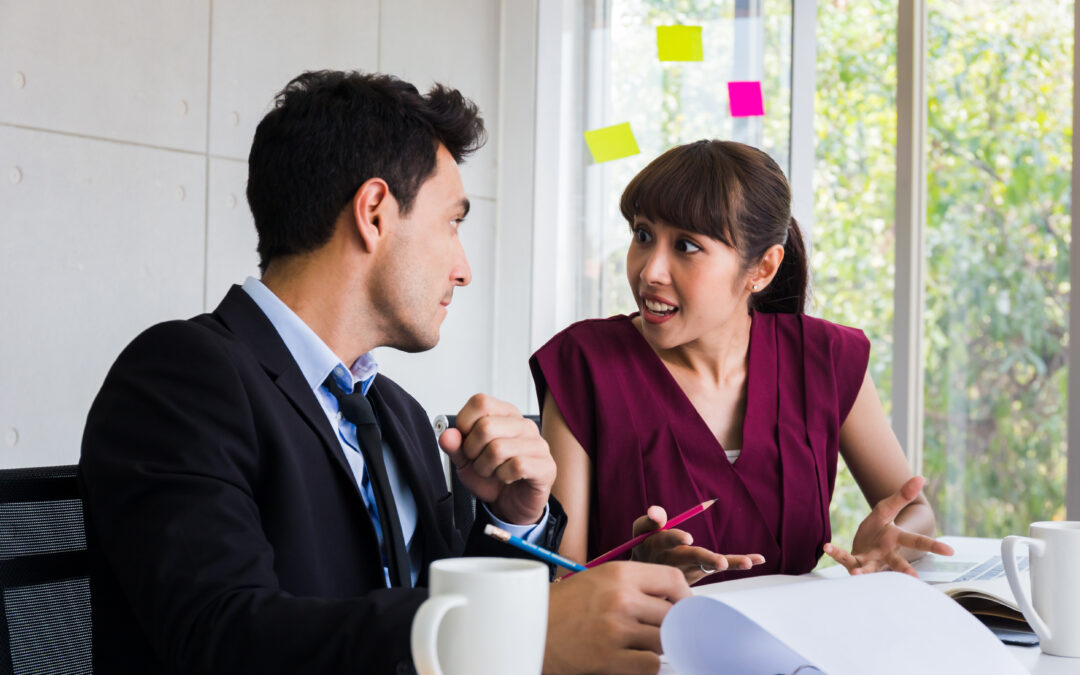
[[464, 497, 568, 580]]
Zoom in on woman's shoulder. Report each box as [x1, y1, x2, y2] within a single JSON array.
[[765, 311, 869, 349], [530, 315, 642, 435], [767, 313, 870, 410]]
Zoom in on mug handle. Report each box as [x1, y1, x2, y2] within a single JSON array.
[[411, 593, 467, 675], [1001, 535, 1051, 642]]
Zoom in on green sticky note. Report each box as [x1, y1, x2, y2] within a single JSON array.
[[656, 25, 704, 62], [584, 122, 640, 164]]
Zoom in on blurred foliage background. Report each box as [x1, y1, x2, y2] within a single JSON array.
[[814, 0, 1071, 549]]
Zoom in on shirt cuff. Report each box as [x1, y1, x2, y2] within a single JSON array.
[[481, 502, 551, 545]]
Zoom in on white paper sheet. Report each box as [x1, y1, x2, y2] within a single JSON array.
[[661, 572, 1027, 675]]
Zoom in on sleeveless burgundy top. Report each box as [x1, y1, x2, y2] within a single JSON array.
[[530, 312, 869, 581]]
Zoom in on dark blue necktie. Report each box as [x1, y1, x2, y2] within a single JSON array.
[[323, 376, 412, 588]]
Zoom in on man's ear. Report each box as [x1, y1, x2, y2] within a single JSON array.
[[352, 178, 393, 253], [747, 244, 786, 293]]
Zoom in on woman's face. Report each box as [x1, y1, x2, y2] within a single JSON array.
[[625, 216, 751, 350]]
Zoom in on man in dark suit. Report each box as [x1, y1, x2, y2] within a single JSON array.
[[80, 70, 690, 675]]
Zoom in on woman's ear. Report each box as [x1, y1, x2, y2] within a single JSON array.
[[747, 244, 786, 293]]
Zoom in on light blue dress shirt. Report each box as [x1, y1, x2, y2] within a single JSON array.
[[242, 278, 549, 587]]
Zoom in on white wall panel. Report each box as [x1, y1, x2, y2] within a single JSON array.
[[206, 158, 259, 309], [379, 0, 501, 200], [373, 197, 496, 418], [208, 0, 381, 160], [0, 127, 206, 467], [0, 0, 510, 469], [0, 0, 210, 152]]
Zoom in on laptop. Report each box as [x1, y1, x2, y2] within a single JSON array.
[[911, 536, 1028, 584]]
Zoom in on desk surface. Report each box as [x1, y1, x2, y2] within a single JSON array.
[[658, 536, 1077, 674]]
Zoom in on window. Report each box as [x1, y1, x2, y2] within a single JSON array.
[[539, 0, 1076, 545], [922, 0, 1072, 535], [576, 0, 794, 319], [812, 0, 898, 549]]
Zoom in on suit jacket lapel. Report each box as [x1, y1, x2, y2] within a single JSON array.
[[212, 286, 360, 500]]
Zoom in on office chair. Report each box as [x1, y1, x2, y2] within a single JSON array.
[[0, 465, 91, 675], [441, 414, 541, 541]]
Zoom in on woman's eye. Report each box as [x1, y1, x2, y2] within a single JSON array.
[[676, 239, 702, 253], [633, 228, 652, 244]]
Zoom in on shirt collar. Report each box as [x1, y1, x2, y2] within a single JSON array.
[[241, 276, 379, 395]]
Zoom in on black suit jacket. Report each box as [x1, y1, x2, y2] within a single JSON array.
[[79, 286, 564, 674]]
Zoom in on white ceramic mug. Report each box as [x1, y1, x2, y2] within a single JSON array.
[[410, 557, 549, 675], [1002, 521, 1080, 657]]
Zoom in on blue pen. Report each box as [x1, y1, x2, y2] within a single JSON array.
[[484, 524, 587, 573]]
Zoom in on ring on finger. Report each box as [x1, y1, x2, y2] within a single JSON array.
[[698, 564, 717, 575]]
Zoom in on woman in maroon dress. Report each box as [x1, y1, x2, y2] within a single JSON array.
[[531, 140, 952, 585]]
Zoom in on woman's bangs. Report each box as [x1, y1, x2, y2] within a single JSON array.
[[619, 144, 738, 248]]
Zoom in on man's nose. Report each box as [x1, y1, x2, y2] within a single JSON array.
[[453, 241, 472, 287]]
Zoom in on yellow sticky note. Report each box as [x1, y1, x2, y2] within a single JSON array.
[[584, 122, 640, 164], [656, 25, 704, 62]]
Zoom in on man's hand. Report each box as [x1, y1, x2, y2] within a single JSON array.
[[438, 394, 555, 525], [544, 561, 691, 675]]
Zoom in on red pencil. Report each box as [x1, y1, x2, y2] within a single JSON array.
[[581, 498, 718, 570]]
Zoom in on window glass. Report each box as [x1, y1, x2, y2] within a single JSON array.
[[584, 0, 794, 318], [923, 0, 1072, 535], [812, 0, 898, 557], [812, 0, 898, 560]]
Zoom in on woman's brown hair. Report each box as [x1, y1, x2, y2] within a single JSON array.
[[619, 139, 808, 314]]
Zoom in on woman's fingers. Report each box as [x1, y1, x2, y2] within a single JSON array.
[[632, 528, 692, 564], [641, 529, 693, 551], [823, 543, 860, 573], [657, 545, 727, 570], [887, 550, 919, 578], [868, 476, 925, 528], [896, 529, 953, 556], [631, 506, 668, 537], [721, 553, 765, 571]]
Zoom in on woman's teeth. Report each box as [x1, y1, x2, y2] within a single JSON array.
[[644, 299, 677, 314]]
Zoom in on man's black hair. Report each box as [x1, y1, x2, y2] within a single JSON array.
[[246, 70, 486, 272]]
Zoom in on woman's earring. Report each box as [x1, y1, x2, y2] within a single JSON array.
[[752, 284, 758, 291]]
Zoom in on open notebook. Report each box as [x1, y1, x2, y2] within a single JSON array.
[[660, 573, 1027, 675], [913, 537, 1034, 642]]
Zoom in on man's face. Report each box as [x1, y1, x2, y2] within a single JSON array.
[[372, 145, 472, 352]]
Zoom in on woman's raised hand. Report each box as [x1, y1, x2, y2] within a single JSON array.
[[630, 505, 765, 585], [824, 476, 954, 577]]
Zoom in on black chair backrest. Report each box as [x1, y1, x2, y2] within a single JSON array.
[[0, 465, 91, 675], [442, 415, 541, 540]]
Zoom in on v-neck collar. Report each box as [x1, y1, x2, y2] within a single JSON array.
[[622, 311, 757, 464], [615, 310, 783, 556]]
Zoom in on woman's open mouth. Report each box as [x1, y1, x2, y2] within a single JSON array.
[[642, 297, 678, 324]]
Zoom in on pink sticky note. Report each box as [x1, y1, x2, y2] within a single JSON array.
[[728, 81, 764, 117]]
